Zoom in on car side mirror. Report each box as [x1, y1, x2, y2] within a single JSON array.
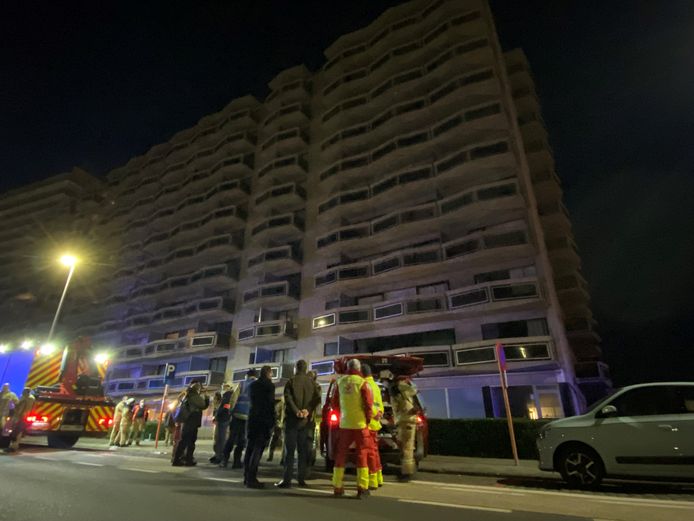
[[597, 404, 617, 418]]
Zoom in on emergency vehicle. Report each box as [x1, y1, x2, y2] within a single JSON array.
[[320, 355, 429, 471], [1, 337, 114, 449]]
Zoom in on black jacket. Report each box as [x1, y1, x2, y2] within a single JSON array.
[[214, 390, 233, 423], [283, 372, 321, 428], [184, 389, 210, 428], [248, 376, 276, 435]]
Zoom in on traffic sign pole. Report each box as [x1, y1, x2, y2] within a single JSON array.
[[496, 343, 519, 466], [154, 383, 169, 450]]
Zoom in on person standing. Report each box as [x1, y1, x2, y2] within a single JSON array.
[[275, 360, 321, 488], [109, 396, 128, 446], [117, 397, 135, 447], [362, 364, 384, 489], [266, 396, 284, 463], [0, 383, 18, 431], [163, 406, 175, 447], [243, 366, 276, 488], [172, 381, 210, 466], [390, 375, 420, 481], [210, 383, 232, 464], [331, 358, 373, 499], [221, 369, 257, 468], [129, 399, 148, 446], [3, 388, 35, 453]]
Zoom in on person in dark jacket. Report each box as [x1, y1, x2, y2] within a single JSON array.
[[275, 360, 321, 488], [243, 366, 276, 488], [221, 369, 257, 468], [210, 383, 232, 464], [172, 381, 210, 466]]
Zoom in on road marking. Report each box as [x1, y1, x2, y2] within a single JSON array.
[[121, 467, 159, 474], [440, 486, 525, 496], [296, 487, 334, 495], [205, 477, 242, 483], [399, 499, 512, 513], [75, 462, 103, 467], [411, 479, 694, 507], [29, 456, 56, 461], [595, 498, 694, 510]]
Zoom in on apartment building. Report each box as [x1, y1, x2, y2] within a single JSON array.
[[0, 168, 104, 343], [70, 0, 607, 418]]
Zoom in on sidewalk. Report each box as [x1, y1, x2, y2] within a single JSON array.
[[67, 437, 552, 480]]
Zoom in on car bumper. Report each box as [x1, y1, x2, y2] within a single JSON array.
[[536, 438, 555, 471]]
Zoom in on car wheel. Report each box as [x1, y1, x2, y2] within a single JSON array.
[[47, 434, 79, 449], [558, 445, 605, 488]]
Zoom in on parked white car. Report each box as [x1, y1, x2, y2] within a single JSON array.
[[537, 382, 694, 487]]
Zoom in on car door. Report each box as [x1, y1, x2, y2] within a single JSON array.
[[667, 385, 694, 478], [590, 385, 684, 478]]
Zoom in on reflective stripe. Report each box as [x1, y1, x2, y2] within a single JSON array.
[[337, 374, 367, 429], [365, 376, 383, 431]]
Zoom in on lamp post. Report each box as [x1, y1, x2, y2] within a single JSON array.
[[46, 254, 78, 343]]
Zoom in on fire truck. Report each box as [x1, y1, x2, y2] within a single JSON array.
[[1, 337, 114, 449]]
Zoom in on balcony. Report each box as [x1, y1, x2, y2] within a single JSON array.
[[538, 200, 572, 234], [554, 274, 591, 302], [253, 182, 306, 213], [545, 236, 580, 272], [242, 280, 300, 311], [124, 297, 235, 331], [256, 154, 308, 190], [115, 331, 229, 361], [258, 127, 308, 159], [236, 319, 297, 347], [311, 278, 541, 332], [250, 212, 304, 245], [261, 102, 310, 134], [247, 245, 302, 277], [107, 370, 226, 394], [452, 336, 554, 369]]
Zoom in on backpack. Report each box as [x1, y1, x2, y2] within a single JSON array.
[[172, 397, 190, 424]]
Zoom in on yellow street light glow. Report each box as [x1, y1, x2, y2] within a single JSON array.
[[38, 343, 57, 356], [0, 344, 8, 354], [59, 254, 78, 268], [94, 352, 110, 364], [21, 340, 34, 350]]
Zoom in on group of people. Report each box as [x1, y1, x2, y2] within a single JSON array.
[[0, 383, 36, 453], [107, 358, 419, 496], [109, 396, 149, 447]]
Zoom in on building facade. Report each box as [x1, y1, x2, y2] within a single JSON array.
[[12, 0, 607, 418]]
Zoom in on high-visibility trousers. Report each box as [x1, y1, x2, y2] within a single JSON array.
[[331, 428, 372, 490], [368, 429, 383, 488]]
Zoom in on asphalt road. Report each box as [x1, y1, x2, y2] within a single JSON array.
[[1, 441, 692, 521]]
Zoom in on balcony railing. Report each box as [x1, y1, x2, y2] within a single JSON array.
[[236, 319, 297, 346], [124, 297, 235, 330], [114, 332, 227, 361], [242, 281, 299, 308], [312, 278, 540, 330]]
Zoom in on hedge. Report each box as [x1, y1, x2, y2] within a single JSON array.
[[427, 418, 550, 459]]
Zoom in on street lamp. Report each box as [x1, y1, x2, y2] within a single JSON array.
[[46, 253, 79, 343], [94, 352, 110, 365]]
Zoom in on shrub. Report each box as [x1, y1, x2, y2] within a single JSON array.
[[427, 418, 550, 459]]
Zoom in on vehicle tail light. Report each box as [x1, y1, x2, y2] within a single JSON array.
[[328, 411, 339, 426], [98, 417, 114, 427], [25, 414, 49, 424], [416, 415, 424, 425]]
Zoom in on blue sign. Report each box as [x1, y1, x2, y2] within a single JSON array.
[[164, 363, 176, 384]]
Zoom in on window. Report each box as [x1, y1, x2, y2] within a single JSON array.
[[412, 352, 450, 367], [374, 303, 403, 320], [474, 269, 510, 284], [456, 347, 495, 365], [449, 288, 488, 308], [609, 386, 683, 417], [209, 357, 227, 373], [445, 239, 479, 258], [492, 283, 538, 300], [481, 318, 548, 340], [313, 314, 336, 329], [503, 343, 550, 361], [477, 183, 517, 201], [338, 310, 370, 323]]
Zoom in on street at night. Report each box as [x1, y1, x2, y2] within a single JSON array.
[[2, 439, 693, 521]]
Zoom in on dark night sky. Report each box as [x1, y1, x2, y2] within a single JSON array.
[[1, 1, 693, 384]]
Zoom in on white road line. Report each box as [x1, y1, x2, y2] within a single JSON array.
[[296, 487, 334, 495], [595, 498, 694, 510], [75, 462, 103, 467], [399, 499, 512, 513], [411, 479, 694, 507], [205, 477, 242, 483], [440, 486, 525, 496], [29, 456, 56, 461], [121, 467, 159, 474]]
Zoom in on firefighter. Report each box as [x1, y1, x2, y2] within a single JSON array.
[[109, 395, 128, 446], [331, 358, 373, 499], [390, 375, 419, 481], [129, 399, 148, 445], [0, 383, 18, 431], [117, 397, 135, 447], [362, 364, 384, 489], [3, 388, 35, 453]]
